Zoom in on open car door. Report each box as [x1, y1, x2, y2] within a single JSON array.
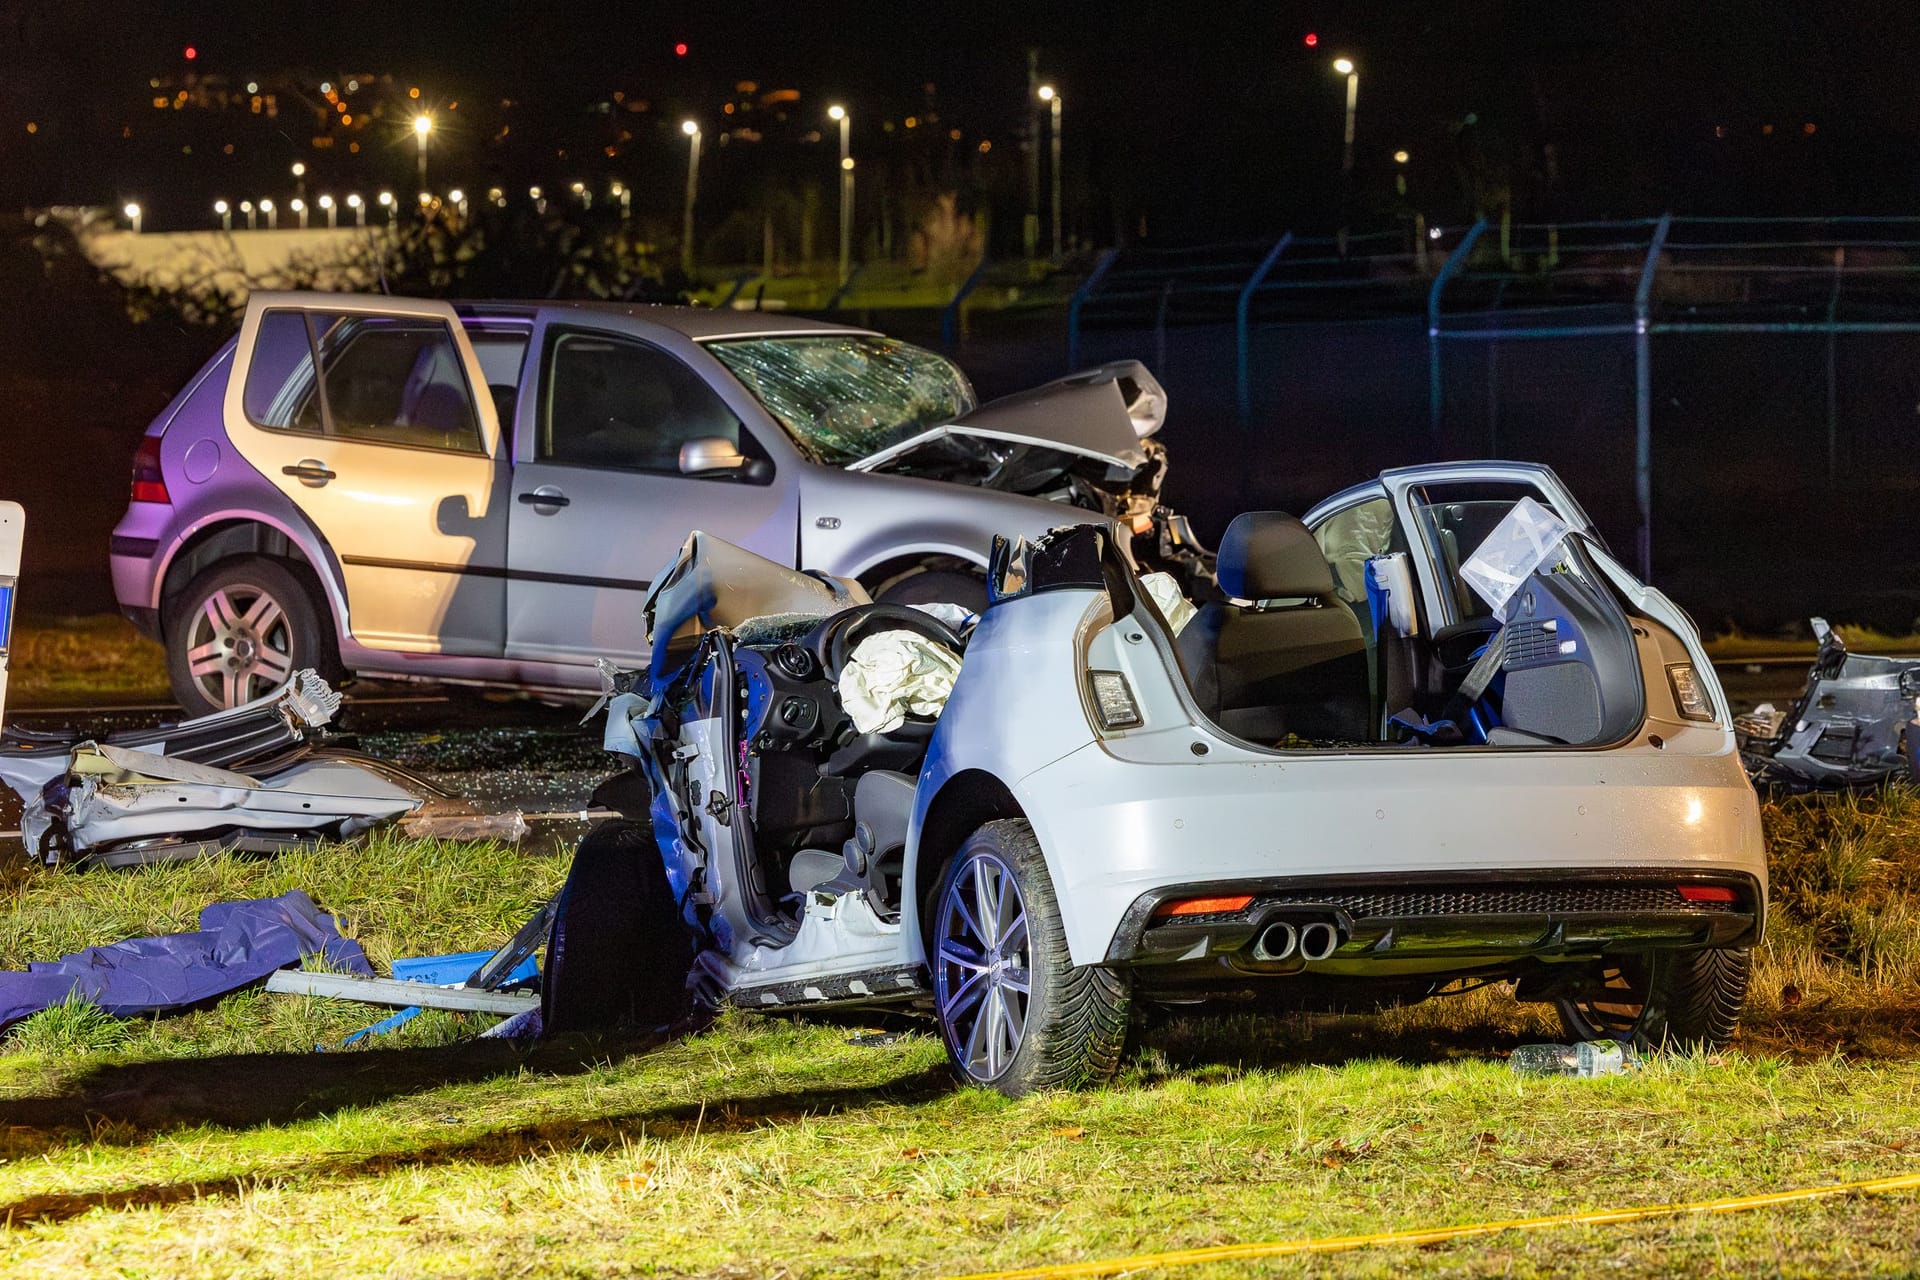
[[221, 293, 508, 656]]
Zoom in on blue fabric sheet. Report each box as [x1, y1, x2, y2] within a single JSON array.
[[0, 890, 371, 1031]]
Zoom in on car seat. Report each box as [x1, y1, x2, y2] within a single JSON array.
[[1175, 511, 1372, 743]]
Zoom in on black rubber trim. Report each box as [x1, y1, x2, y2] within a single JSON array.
[[110, 535, 160, 559], [340, 554, 647, 592]]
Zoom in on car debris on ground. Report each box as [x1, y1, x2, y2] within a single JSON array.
[[1736, 618, 1920, 790], [0, 671, 435, 867]]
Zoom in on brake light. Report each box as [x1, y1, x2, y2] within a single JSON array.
[[130, 437, 170, 504], [1678, 884, 1738, 903], [1156, 895, 1254, 918]]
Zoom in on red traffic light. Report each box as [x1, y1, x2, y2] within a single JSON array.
[[1303, 32, 1319, 47], [674, 41, 688, 56]]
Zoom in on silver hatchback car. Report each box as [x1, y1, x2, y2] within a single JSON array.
[[111, 293, 1197, 713]]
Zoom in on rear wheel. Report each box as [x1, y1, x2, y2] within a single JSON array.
[[873, 564, 988, 612], [929, 819, 1131, 1095], [165, 557, 335, 715], [1555, 946, 1750, 1050]]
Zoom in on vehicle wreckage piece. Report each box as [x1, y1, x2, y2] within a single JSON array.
[[1736, 618, 1920, 789]]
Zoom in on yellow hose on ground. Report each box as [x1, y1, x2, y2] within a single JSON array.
[[945, 1170, 1920, 1280]]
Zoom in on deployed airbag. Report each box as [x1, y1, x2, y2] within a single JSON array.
[[838, 630, 963, 734]]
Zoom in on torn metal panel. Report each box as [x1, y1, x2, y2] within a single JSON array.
[[1737, 618, 1920, 790], [264, 969, 539, 1014]]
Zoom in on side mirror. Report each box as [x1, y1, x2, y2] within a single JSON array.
[[678, 436, 747, 476]]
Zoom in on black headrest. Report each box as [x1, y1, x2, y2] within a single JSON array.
[[1215, 511, 1335, 601]]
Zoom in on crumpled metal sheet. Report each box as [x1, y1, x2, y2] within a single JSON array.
[[0, 889, 371, 1031], [1737, 618, 1920, 790]]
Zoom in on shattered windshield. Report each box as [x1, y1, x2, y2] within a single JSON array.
[[706, 336, 976, 465]]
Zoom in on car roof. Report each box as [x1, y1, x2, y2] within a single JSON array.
[[453, 299, 875, 342]]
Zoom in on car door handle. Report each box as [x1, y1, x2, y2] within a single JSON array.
[[517, 488, 570, 509], [282, 459, 335, 487]]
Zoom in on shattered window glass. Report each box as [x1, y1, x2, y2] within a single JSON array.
[[706, 336, 975, 464]]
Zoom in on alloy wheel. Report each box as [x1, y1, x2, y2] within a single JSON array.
[[183, 582, 296, 709], [933, 849, 1033, 1082], [1556, 956, 1655, 1041]]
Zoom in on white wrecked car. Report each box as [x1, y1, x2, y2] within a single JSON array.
[[573, 462, 1766, 1096]]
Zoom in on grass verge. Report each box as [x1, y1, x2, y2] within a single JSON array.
[[5, 615, 171, 706], [0, 793, 1913, 1275]]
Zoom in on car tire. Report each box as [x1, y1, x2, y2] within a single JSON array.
[[165, 556, 337, 715], [1555, 946, 1750, 1050], [928, 819, 1131, 1095], [543, 818, 698, 1034], [874, 566, 988, 613]]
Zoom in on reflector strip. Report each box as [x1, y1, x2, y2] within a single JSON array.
[[1157, 895, 1254, 917], [1677, 884, 1738, 903]]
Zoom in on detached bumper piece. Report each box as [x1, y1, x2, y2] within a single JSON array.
[[1108, 872, 1763, 972], [1737, 617, 1920, 791]]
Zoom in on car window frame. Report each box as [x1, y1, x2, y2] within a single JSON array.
[[533, 324, 775, 483], [240, 306, 491, 458]]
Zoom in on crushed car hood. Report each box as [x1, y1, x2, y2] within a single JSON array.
[[846, 359, 1165, 475]]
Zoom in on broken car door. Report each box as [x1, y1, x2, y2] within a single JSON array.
[[221, 294, 509, 655]]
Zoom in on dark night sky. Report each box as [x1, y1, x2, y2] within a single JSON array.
[[4, 1, 1920, 238]]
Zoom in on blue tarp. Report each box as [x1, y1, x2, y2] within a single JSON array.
[[0, 890, 371, 1031]]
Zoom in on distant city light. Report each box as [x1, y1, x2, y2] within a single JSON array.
[[290, 198, 304, 211], [1333, 57, 1355, 75], [346, 79, 359, 92], [123, 202, 140, 217], [413, 114, 432, 137], [674, 41, 688, 56], [245, 81, 258, 94], [214, 199, 228, 213], [448, 188, 464, 204], [682, 119, 699, 135], [1038, 85, 1055, 102], [24, 121, 35, 134], [183, 46, 197, 60], [1304, 32, 1319, 47], [291, 161, 305, 176], [1393, 149, 1410, 164], [347, 194, 362, 207], [1429, 226, 1443, 239], [377, 191, 393, 206], [529, 185, 542, 199], [828, 104, 846, 121], [840, 156, 854, 170], [408, 86, 421, 99], [318, 194, 333, 208]]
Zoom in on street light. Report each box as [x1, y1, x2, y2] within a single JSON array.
[[260, 197, 276, 229], [123, 202, 142, 234], [681, 119, 701, 276], [377, 190, 394, 225], [1332, 57, 1359, 252], [291, 197, 307, 228], [214, 199, 231, 230], [610, 179, 630, 219], [347, 192, 364, 227], [319, 194, 335, 228], [448, 188, 466, 217], [570, 180, 590, 209], [1393, 148, 1410, 165], [412, 114, 432, 191], [1038, 85, 1063, 259], [828, 104, 852, 285], [240, 199, 255, 230]]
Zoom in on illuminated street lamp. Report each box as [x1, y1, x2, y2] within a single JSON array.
[[1332, 56, 1359, 251], [412, 114, 432, 190], [448, 188, 467, 217], [610, 179, 630, 219], [1038, 85, 1063, 259], [570, 180, 590, 210], [123, 202, 142, 234], [530, 184, 545, 213], [291, 160, 306, 205], [828, 104, 852, 285], [347, 192, 364, 227], [260, 197, 276, 229], [214, 199, 231, 230], [681, 119, 701, 276], [377, 190, 394, 225], [319, 193, 336, 228], [240, 199, 256, 230], [291, 196, 308, 229]]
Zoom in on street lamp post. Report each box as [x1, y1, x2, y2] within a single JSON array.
[[319, 194, 336, 228], [828, 104, 852, 286], [214, 199, 231, 231], [124, 203, 142, 234], [378, 190, 394, 225], [412, 114, 432, 191], [291, 161, 306, 207], [611, 180, 631, 219], [1038, 85, 1063, 259], [681, 119, 701, 277], [1333, 57, 1359, 253], [240, 200, 255, 230], [448, 188, 467, 218], [260, 198, 276, 229], [291, 197, 308, 229], [347, 193, 364, 227]]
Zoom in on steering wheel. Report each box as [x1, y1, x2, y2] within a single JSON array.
[[806, 603, 966, 684]]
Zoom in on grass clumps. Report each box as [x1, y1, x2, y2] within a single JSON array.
[[4, 992, 134, 1058], [4, 615, 170, 705]]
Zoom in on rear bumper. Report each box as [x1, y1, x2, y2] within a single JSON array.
[[1109, 867, 1763, 969]]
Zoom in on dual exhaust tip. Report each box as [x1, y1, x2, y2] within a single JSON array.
[[1252, 918, 1345, 963]]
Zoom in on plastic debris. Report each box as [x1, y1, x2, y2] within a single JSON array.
[[399, 806, 531, 843], [1140, 570, 1196, 635], [1460, 495, 1572, 616], [1510, 1039, 1636, 1077]]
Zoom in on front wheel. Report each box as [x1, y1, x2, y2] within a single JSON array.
[[929, 819, 1131, 1096], [1555, 946, 1751, 1050]]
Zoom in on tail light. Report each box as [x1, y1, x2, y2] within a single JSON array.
[[131, 437, 170, 504], [1678, 884, 1738, 903], [1155, 895, 1254, 918], [1665, 662, 1715, 722]]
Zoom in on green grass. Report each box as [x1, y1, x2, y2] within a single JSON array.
[[1704, 621, 1920, 661], [5, 615, 171, 706], [0, 797, 1917, 1275]]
